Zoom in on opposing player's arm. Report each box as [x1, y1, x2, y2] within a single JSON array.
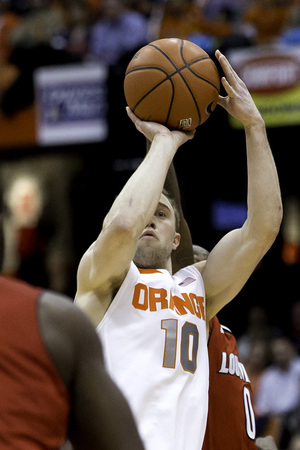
[[161, 158, 194, 273], [145, 138, 194, 274], [198, 51, 282, 320], [76, 109, 195, 301], [39, 292, 144, 449]]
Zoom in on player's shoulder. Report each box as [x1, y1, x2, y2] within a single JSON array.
[[38, 290, 104, 386], [39, 290, 98, 339], [174, 263, 204, 281], [0, 274, 42, 296], [39, 290, 76, 318], [208, 316, 240, 355]]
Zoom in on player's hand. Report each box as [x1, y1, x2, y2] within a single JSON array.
[[256, 436, 279, 450], [126, 107, 195, 148], [215, 49, 264, 128]]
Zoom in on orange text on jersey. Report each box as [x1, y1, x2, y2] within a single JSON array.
[[132, 283, 205, 320]]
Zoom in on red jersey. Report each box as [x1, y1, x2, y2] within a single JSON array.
[[202, 315, 257, 450], [0, 276, 70, 449]]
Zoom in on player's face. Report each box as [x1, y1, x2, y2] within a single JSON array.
[[134, 193, 180, 269]]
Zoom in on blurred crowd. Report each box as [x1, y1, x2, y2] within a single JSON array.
[[1, 0, 300, 113], [0, 2, 300, 448], [237, 303, 300, 450]]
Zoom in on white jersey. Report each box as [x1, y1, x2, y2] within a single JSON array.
[[97, 262, 209, 450]]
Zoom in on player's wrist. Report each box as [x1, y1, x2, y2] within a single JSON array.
[[152, 132, 179, 152], [243, 113, 265, 131]]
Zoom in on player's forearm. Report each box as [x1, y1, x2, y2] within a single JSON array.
[[244, 119, 282, 245], [103, 134, 177, 237]]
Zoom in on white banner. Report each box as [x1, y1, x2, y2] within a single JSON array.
[[34, 63, 108, 145]]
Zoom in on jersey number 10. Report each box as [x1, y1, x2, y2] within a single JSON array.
[[161, 319, 199, 373]]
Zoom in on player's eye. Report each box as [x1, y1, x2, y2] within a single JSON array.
[[156, 210, 166, 218]]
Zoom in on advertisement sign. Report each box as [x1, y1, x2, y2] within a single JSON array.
[[35, 63, 108, 145], [227, 44, 300, 128]]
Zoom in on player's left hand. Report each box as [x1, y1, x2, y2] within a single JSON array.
[[215, 49, 263, 128]]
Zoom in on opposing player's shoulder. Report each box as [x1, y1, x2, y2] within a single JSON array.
[[39, 290, 84, 324], [39, 290, 100, 343], [193, 260, 206, 273], [209, 315, 234, 337], [220, 324, 233, 335], [38, 290, 104, 386]]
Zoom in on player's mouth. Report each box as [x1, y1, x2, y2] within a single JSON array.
[[140, 229, 157, 239]]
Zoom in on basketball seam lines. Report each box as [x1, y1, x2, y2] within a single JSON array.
[[179, 40, 201, 126], [126, 41, 219, 127], [135, 41, 203, 125], [127, 66, 175, 124]]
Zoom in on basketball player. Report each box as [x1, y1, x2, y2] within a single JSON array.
[[75, 50, 282, 449], [0, 212, 144, 448], [170, 203, 278, 449], [167, 165, 278, 450], [185, 247, 278, 450], [198, 251, 278, 450], [204, 311, 278, 450]]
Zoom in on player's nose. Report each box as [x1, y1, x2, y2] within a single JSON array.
[[146, 217, 156, 228]]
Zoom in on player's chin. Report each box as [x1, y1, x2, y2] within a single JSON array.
[[134, 244, 159, 265]]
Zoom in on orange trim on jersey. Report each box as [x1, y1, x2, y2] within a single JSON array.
[[138, 268, 163, 274]]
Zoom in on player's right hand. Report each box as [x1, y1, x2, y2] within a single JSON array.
[[126, 107, 195, 148]]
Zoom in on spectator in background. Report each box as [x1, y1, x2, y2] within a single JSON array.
[[289, 434, 300, 450], [237, 305, 274, 362], [244, 339, 271, 408], [158, 0, 233, 45], [244, 339, 272, 438], [0, 154, 82, 295], [243, 0, 291, 45], [2, 174, 47, 285], [62, 0, 90, 59], [286, 0, 300, 29], [87, 0, 149, 66], [256, 335, 300, 448], [289, 300, 300, 355], [201, 0, 248, 22], [0, 0, 21, 64], [0, 1, 21, 106], [9, 0, 66, 50], [0, 0, 80, 116], [158, 0, 204, 40]]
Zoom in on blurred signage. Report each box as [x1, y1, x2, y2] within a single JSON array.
[[211, 200, 247, 231], [34, 63, 108, 145], [227, 44, 300, 128]]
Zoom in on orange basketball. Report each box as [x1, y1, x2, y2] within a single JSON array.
[[124, 38, 220, 131]]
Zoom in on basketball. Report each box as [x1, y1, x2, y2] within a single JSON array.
[[124, 38, 220, 131]]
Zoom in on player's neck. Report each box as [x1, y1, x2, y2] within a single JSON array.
[[134, 257, 173, 274]]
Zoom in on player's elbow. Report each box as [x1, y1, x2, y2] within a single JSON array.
[[103, 214, 138, 242], [247, 203, 283, 252], [264, 200, 283, 241], [263, 221, 281, 249]]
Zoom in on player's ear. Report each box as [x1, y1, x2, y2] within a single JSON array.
[[172, 232, 181, 251]]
